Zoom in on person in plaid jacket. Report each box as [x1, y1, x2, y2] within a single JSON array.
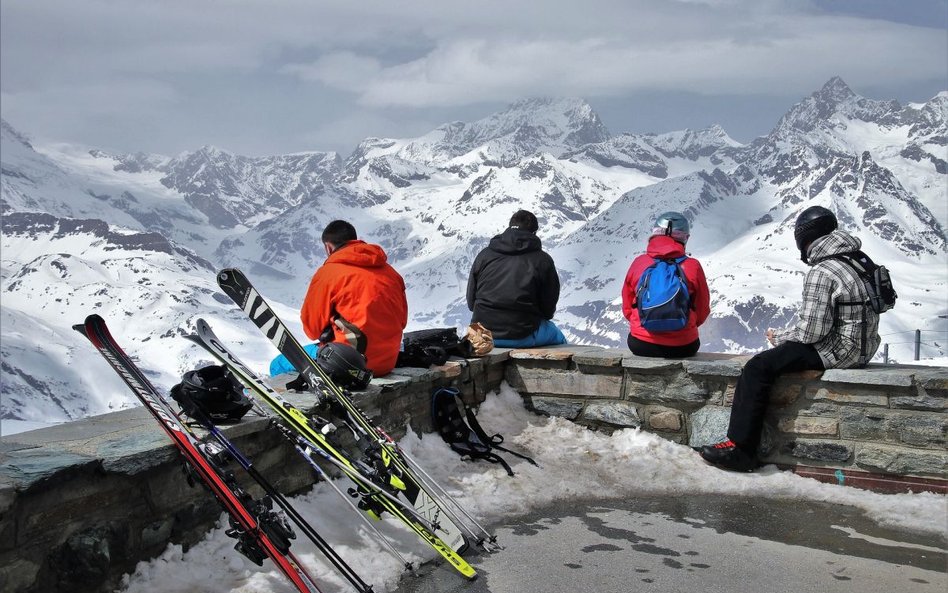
[[701, 206, 882, 472]]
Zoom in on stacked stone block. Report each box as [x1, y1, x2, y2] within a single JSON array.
[[505, 347, 947, 479]]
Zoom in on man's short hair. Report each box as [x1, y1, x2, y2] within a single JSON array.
[[509, 210, 539, 233], [322, 220, 358, 247]]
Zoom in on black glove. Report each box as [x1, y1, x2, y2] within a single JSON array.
[[286, 374, 310, 392]]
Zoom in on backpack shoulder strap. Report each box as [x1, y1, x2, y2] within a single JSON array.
[[431, 387, 518, 475], [831, 250, 875, 274], [464, 406, 539, 468], [670, 255, 693, 307]]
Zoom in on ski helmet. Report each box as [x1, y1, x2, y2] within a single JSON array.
[[794, 206, 837, 262], [171, 365, 252, 423], [651, 211, 690, 245], [316, 343, 373, 390]]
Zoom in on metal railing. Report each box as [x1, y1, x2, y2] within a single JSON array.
[[879, 329, 947, 363]]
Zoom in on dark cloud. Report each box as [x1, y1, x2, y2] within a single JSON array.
[[1, 0, 945, 156]]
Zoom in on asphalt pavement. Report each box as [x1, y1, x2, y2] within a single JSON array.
[[392, 494, 947, 593]]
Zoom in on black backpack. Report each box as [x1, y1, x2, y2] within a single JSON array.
[[833, 251, 897, 314], [397, 328, 467, 368], [431, 387, 537, 476]]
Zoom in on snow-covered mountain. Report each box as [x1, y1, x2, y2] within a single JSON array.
[[159, 146, 341, 229], [2, 78, 946, 429]]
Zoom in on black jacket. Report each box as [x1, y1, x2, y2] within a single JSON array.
[[466, 227, 560, 340]]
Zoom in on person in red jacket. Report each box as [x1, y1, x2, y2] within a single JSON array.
[[621, 212, 710, 358], [300, 220, 408, 376]]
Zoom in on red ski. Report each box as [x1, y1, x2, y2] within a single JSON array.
[[74, 314, 322, 593]]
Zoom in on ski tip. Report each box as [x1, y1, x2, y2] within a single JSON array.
[[216, 268, 241, 284], [74, 314, 104, 335], [194, 317, 210, 333]]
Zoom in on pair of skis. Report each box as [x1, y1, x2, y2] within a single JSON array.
[[74, 315, 328, 593], [188, 318, 462, 576], [214, 269, 497, 573]]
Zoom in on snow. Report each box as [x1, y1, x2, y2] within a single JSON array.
[[116, 384, 948, 593]]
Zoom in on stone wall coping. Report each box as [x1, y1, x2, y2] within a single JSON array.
[[508, 345, 603, 360], [572, 348, 628, 367], [506, 346, 943, 390], [0, 406, 277, 494], [916, 369, 948, 390], [682, 356, 748, 377], [821, 366, 923, 387], [621, 358, 683, 371]]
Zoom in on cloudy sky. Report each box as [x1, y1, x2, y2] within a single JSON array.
[[1, 0, 945, 157]]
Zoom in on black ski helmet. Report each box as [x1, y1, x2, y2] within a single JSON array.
[[652, 211, 690, 245], [171, 365, 252, 423], [794, 206, 838, 262], [316, 342, 373, 390]]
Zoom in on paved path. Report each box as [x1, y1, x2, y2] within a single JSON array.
[[394, 495, 947, 593]]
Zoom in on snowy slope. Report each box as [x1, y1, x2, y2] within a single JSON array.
[[160, 146, 342, 229], [0, 210, 315, 427]]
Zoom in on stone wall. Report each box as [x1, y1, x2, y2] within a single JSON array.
[[505, 347, 948, 484], [1, 346, 945, 593]]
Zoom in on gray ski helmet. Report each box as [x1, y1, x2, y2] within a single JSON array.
[[794, 206, 837, 262], [171, 365, 252, 423], [651, 211, 690, 245], [316, 342, 373, 390]]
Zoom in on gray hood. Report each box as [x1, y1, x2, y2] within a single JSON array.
[[806, 230, 862, 264]]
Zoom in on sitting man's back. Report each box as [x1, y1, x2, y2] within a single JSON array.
[[466, 210, 566, 348], [301, 220, 408, 376]]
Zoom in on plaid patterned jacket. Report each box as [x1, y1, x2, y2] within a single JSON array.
[[773, 230, 881, 368]]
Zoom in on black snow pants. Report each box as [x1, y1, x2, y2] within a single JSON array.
[[727, 341, 824, 454]]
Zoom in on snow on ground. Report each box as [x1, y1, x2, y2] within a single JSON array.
[[118, 384, 948, 593]]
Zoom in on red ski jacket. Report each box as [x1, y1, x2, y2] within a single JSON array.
[[621, 236, 711, 346], [301, 240, 408, 376]]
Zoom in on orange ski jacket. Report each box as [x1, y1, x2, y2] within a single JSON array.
[[301, 240, 408, 376]]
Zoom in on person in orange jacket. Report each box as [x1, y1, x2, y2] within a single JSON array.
[[299, 220, 408, 377], [621, 212, 711, 358]]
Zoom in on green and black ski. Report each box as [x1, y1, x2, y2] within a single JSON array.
[[188, 317, 478, 579]]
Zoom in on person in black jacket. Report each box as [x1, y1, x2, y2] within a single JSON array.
[[466, 210, 567, 347]]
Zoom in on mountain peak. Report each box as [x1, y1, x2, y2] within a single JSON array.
[[766, 77, 903, 141], [502, 97, 606, 134], [1, 119, 34, 150], [380, 96, 610, 166], [646, 124, 741, 160], [465, 96, 610, 156], [194, 144, 232, 158], [504, 96, 593, 114], [816, 76, 856, 104]]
